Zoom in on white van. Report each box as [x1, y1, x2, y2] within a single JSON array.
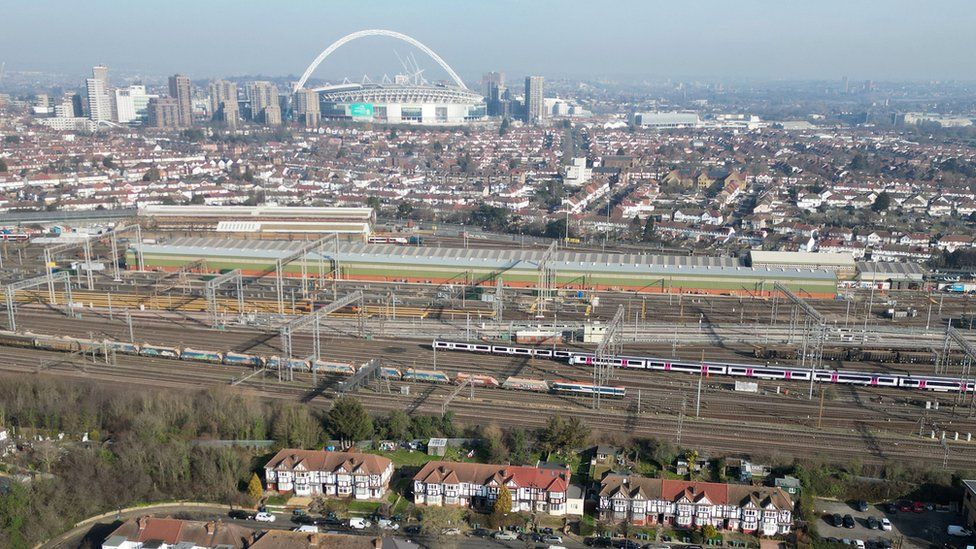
[[948, 525, 973, 537], [349, 517, 372, 530], [293, 525, 318, 533]]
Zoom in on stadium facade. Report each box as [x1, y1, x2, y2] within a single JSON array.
[[316, 82, 486, 125]]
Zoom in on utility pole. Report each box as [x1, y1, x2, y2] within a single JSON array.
[[696, 350, 704, 418]]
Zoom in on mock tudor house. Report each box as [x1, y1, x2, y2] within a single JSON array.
[[598, 475, 793, 536], [264, 449, 394, 500], [413, 461, 573, 516]]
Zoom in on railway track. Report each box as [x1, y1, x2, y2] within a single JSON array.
[[1, 344, 971, 469]]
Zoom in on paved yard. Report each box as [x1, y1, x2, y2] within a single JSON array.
[[815, 498, 969, 549]]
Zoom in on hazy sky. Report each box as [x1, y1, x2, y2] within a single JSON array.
[[4, 0, 976, 82]]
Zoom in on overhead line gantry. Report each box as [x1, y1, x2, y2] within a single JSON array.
[[205, 269, 243, 327], [278, 290, 364, 382], [273, 235, 339, 315], [772, 281, 827, 399], [535, 241, 558, 316], [592, 304, 625, 410], [4, 271, 73, 331]]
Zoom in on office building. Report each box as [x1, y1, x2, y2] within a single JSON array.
[[114, 85, 152, 124], [524, 75, 544, 124], [147, 97, 181, 128], [86, 65, 112, 122], [482, 71, 504, 97], [209, 79, 239, 128], [247, 81, 280, 125], [293, 88, 320, 127], [168, 74, 193, 127]]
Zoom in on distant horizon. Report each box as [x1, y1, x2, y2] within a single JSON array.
[[3, 0, 975, 84]]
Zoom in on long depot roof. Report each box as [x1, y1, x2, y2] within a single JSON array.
[[135, 237, 836, 280]]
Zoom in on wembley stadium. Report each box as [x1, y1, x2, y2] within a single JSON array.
[[316, 81, 486, 125], [295, 29, 487, 126]]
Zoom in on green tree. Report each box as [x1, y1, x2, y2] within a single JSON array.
[[871, 191, 891, 212], [396, 202, 414, 219], [326, 397, 374, 444], [628, 215, 643, 240], [142, 167, 161, 181], [642, 216, 655, 241], [384, 410, 410, 440], [366, 196, 381, 211], [247, 472, 263, 504], [189, 194, 206, 205]]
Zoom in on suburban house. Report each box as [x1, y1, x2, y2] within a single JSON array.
[[598, 475, 793, 536], [413, 460, 578, 516], [264, 449, 394, 500], [102, 516, 254, 549]]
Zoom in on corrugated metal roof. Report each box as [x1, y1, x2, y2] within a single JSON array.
[[134, 237, 836, 280]]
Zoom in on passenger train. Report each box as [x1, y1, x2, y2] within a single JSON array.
[[432, 340, 976, 393]]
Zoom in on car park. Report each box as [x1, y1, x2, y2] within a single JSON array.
[[254, 512, 276, 523]]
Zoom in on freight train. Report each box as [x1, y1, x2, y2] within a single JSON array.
[[432, 339, 976, 393], [0, 330, 621, 398], [753, 344, 963, 366]]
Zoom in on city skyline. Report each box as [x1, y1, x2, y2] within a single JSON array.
[[3, 0, 976, 82]]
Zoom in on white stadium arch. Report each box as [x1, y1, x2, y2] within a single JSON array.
[[293, 29, 468, 92]]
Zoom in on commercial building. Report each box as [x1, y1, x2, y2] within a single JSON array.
[[633, 111, 702, 129], [264, 449, 394, 499], [749, 250, 856, 279], [413, 461, 577, 516], [168, 74, 193, 127], [113, 85, 152, 124], [128, 237, 838, 298], [137, 205, 374, 235], [86, 65, 112, 123], [524, 76, 544, 123], [598, 475, 793, 535], [147, 97, 181, 129]]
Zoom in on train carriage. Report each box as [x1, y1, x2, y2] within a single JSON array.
[[266, 356, 311, 371], [222, 352, 264, 367], [502, 377, 549, 392], [379, 367, 403, 379], [455, 372, 500, 388], [181, 348, 223, 364], [33, 334, 81, 352], [312, 360, 357, 375], [104, 340, 140, 354], [0, 331, 38, 349], [550, 381, 626, 398], [403, 368, 451, 383], [140, 344, 181, 358]]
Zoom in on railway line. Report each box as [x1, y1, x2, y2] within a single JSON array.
[[8, 310, 976, 438], [0, 343, 972, 469]]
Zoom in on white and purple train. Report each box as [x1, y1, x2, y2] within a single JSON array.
[[432, 340, 976, 393]]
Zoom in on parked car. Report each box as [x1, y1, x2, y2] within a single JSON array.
[[832, 513, 844, 527], [348, 518, 371, 530], [866, 516, 879, 530], [613, 540, 641, 549], [292, 525, 318, 533], [292, 514, 314, 525], [543, 535, 564, 544], [883, 503, 898, 514], [948, 525, 973, 537], [853, 540, 865, 549], [843, 514, 856, 529], [403, 525, 421, 535], [880, 518, 892, 531], [912, 501, 925, 513], [856, 500, 869, 512], [254, 512, 276, 523], [493, 531, 518, 541], [228, 510, 252, 520], [441, 528, 461, 536], [585, 537, 612, 547]]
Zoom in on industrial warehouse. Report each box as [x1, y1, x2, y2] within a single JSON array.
[[127, 236, 839, 297]]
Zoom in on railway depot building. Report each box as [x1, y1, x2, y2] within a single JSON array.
[[263, 449, 394, 499], [129, 237, 838, 298], [598, 475, 793, 536], [412, 461, 579, 516]]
